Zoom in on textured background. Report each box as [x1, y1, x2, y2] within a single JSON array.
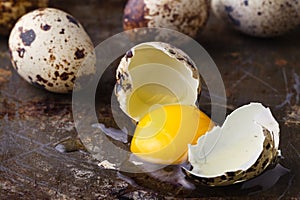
[[0, 0, 299, 199]]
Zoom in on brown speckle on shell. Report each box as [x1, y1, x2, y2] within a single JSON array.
[[74, 48, 85, 60], [60, 72, 69, 81], [36, 74, 48, 84], [49, 54, 56, 62], [66, 15, 80, 27], [125, 50, 133, 61], [163, 44, 199, 80], [17, 48, 26, 58], [59, 28, 65, 34], [54, 71, 59, 77], [59, 72, 74, 81], [20, 29, 36, 46], [32, 12, 45, 20], [62, 59, 70, 66], [40, 23, 51, 31]]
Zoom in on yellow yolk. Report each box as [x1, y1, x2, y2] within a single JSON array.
[[130, 105, 214, 165]]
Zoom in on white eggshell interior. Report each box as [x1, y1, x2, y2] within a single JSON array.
[[188, 102, 279, 177], [120, 43, 199, 121]]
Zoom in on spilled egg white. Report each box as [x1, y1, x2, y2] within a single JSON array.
[[9, 8, 96, 93], [115, 42, 200, 122], [212, 0, 300, 37], [184, 103, 280, 186]]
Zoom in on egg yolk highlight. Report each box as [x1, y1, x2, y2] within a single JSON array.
[[130, 105, 214, 165]]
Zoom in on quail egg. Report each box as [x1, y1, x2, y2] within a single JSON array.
[[0, 0, 48, 35], [9, 8, 96, 93], [131, 105, 214, 165], [123, 0, 210, 38], [115, 42, 200, 122], [184, 103, 280, 186], [212, 0, 300, 37]]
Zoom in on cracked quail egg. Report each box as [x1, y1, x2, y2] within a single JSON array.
[[184, 103, 280, 186], [212, 0, 300, 37], [115, 42, 200, 122], [115, 42, 212, 165], [123, 0, 210, 38], [9, 8, 96, 93], [0, 0, 48, 35]]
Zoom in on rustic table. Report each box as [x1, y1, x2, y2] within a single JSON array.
[[1, 0, 299, 199]]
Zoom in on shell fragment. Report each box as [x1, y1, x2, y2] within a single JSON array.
[[185, 103, 280, 186], [115, 42, 200, 122]]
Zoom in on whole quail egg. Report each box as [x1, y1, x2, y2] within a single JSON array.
[[184, 103, 280, 186], [115, 42, 200, 122], [0, 0, 48, 35], [131, 105, 214, 165], [9, 8, 96, 93], [212, 0, 300, 37], [123, 0, 210, 38]]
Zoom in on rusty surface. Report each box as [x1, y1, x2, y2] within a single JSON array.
[[1, 0, 300, 199]]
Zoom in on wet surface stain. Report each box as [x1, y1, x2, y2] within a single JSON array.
[[284, 105, 300, 125], [0, 69, 12, 86], [54, 137, 86, 153]]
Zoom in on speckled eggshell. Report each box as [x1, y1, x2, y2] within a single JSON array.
[[123, 0, 209, 38], [0, 0, 48, 35], [8, 8, 96, 93], [212, 0, 300, 37]]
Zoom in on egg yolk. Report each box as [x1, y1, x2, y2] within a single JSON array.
[[130, 105, 214, 165]]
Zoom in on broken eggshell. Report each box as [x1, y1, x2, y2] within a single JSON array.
[[8, 8, 96, 93], [184, 103, 280, 186], [115, 42, 200, 122], [123, 0, 210, 38]]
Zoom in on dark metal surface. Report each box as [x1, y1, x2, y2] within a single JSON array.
[[1, 0, 300, 199]]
